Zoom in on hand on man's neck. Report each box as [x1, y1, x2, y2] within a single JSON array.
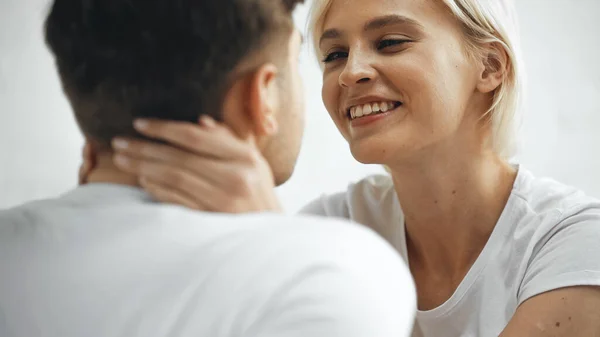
[[84, 153, 140, 187]]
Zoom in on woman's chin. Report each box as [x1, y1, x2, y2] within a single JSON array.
[[349, 139, 421, 166], [349, 143, 391, 165]]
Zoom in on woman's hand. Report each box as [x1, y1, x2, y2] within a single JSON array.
[[111, 116, 282, 213]]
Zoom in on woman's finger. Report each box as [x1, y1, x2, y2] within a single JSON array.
[[79, 142, 95, 185], [113, 154, 225, 210], [112, 138, 245, 185], [78, 164, 88, 185], [132, 118, 248, 160], [139, 178, 206, 210], [82, 142, 92, 160]]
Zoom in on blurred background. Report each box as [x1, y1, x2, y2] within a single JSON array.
[[1, 0, 599, 212]]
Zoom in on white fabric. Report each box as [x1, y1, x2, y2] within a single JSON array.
[[0, 184, 416, 337], [301, 166, 600, 337]]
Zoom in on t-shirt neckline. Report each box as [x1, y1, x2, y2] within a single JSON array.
[[59, 183, 154, 206]]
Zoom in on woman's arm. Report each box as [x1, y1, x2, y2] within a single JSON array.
[[502, 209, 600, 336], [501, 287, 600, 336]]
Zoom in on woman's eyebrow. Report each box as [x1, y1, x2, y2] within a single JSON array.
[[319, 14, 423, 48], [364, 14, 423, 32], [319, 29, 343, 48]]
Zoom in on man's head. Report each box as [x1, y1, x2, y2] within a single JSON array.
[[45, 0, 305, 185]]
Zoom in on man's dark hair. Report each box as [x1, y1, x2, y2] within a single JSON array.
[[45, 0, 304, 147]]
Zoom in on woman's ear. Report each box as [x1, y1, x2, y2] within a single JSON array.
[[476, 42, 509, 94], [247, 63, 281, 137]]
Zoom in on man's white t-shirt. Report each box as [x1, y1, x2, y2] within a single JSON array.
[[0, 184, 416, 337], [302, 166, 600, 337]]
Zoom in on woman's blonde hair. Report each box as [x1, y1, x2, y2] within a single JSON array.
[[308, 0, 524, 159]]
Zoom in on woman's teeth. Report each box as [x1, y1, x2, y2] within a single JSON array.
[[349, 101, 400, 120]]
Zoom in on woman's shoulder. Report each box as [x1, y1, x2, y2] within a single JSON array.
[[512, 166, 600, 220], [300, 174, 397, 220], [506, 166, 600, 258], [508, 167, 600, 304]]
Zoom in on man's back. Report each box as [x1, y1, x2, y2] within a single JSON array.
[[0, 184, 415, 337]]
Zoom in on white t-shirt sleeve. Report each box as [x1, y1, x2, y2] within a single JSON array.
[[299, 193, 350, 218], [518, 204, 600, 304], [240, 219, 416, 337], [299, 175, 396, 222]]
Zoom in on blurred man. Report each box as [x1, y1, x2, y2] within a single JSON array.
[[0, 0, 415, 336]]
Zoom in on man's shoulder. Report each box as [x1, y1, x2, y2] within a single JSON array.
[[265, 213, 392, 246], [0, 193, 393, 252], [222, 212, 397, 254], [228, 214, 412, 295], [0, 199, 414, 337], [0, 197, 60, 228]]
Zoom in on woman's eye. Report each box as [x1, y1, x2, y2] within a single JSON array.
[[322, 51, 348, 63], [377, 39, 410, 50]]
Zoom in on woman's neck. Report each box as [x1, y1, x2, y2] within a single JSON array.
[[389, 148, 517, 275]]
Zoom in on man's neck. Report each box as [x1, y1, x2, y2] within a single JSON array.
[[85, 154, 140, 187]]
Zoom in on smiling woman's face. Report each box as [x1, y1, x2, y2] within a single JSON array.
[[319, 0, 493, 165]]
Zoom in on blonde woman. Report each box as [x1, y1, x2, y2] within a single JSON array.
[[108, 0, 600, 335]]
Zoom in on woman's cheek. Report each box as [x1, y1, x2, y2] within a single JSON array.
[[321, 75, 339, 119], [321, 85, 351, 139]]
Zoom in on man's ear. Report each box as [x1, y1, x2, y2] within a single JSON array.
[[476, 42, 509, 94], [246, 63, 280, 137]]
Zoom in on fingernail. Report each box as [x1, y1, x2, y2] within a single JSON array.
[[199, 115, 216, 128], [134, 119, 149, 130], [112, 138, 129, 150], [114, 155, 130, 166]]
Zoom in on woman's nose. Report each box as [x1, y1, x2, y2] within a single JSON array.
[[338, 51, 376, 88]]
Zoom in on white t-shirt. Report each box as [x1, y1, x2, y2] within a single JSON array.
[[0, 184, 416, 337], [302, 166, 600, 337]]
